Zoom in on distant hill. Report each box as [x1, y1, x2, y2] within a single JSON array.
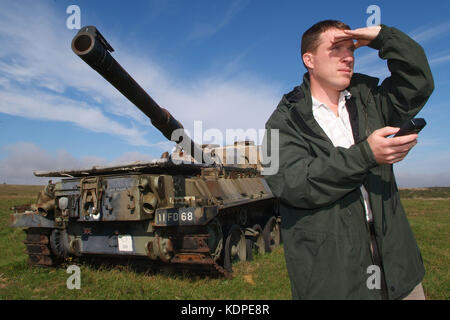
[[399, 187, 450, 198], [0, 184, 44, 199], [1, 184, 449, 200]]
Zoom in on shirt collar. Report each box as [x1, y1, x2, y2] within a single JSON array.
[[342, 89, 352, 100], [312, 90, 352, 110]]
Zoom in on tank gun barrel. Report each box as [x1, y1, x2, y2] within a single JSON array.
[[71, 26, 208, 164]]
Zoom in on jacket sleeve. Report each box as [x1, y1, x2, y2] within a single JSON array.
[[369, 25, 434, 127], [263, 108, 377, 209]]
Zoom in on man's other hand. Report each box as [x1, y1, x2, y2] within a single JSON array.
[[367, 126, 418, 165], [333, 26, 382, 49]]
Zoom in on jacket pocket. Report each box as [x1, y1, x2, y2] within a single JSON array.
[[284, 229, 328, 299]]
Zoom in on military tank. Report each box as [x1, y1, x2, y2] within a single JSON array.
[[10, 26, 280, 277]]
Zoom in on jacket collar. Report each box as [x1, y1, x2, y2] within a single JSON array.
[[288, 73, 362, 143], [297, 73, 332, 142]]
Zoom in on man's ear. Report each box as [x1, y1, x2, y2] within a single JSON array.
[[303, 52, 314, 69]]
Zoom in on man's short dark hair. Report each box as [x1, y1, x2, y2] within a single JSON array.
[[301, 20, 351, 65]]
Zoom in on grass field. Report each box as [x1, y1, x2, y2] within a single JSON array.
[[0, 184, 448, 300]]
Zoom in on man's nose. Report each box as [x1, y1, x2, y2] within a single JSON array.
[[342, 51, 354, 64]]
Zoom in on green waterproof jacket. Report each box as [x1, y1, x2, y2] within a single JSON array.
[[263, 25, 434, 300]]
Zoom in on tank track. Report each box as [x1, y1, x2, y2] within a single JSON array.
[[22, 228, 229, 277], [23, 228, 59, 267]]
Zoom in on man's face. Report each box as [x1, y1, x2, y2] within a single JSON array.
[[304, 28, 355, 91]]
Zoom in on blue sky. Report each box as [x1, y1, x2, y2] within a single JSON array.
[[0, 0, 449, 186]]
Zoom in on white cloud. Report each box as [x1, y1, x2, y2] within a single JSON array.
[[0, 89, 151, 146], [394, 148, 450, 187], [0, 0, 282, 150], [187, 0, 250, 41], [2, 141, 448, 187], [429, 52, 450, 66], [395, 171, 450, 188], [0, 142, 158, 185], [353, 23, 450, 80], [156, 74, 281, 136], [409, 22, 450, 44], [0, 142, 100, 184], [354, 49, 389, 80], [0, 1, 150, 140], [108, 152, 157, 166]]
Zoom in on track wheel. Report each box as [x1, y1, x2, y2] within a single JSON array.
[[246, 224, 265, 261], [263, 216, 280, 253], [23, 228, 58, 267], [207, 219, 223, 262], [224, 224, 246, 273]]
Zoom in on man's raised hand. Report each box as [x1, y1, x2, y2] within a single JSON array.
[[333, 26, 382, 49]]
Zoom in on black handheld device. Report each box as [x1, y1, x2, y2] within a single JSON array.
[[394, 118, 427, 137]]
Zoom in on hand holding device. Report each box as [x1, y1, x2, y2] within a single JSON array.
[[393, 118, 426, 137], [367, 123, 421, 165]]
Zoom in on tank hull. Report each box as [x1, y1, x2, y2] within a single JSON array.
[[11, 162, 279, 276]]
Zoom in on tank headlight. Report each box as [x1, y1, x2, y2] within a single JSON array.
[[58, 197, 69, 210]]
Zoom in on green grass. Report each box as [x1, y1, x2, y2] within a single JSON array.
[[401, 197, 450, 300], [0, 185, 448, 300]]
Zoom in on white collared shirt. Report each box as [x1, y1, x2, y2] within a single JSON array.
[[312, 90, 373, 222]]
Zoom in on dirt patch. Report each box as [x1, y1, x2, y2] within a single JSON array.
[[243, 274, 256, 285], [0, 273, 8, 289]]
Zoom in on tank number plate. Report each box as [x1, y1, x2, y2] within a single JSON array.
[[155, 208, 196, 226]]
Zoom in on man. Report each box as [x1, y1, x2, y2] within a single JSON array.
[[263, 21, 434, 299]]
